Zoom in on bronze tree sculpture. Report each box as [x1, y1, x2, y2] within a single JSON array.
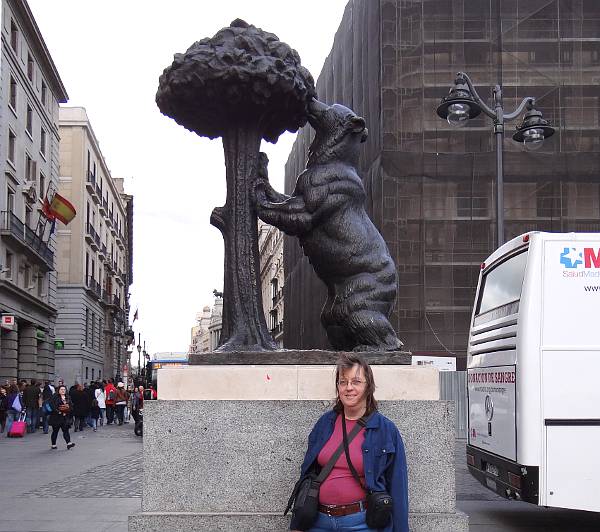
[[156, 19, 315, 351]]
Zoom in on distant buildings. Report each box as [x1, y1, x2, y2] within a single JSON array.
[[0, 0, 68, 383], [190, 306, 211, 354], [189, 292, 223, 354], [258, 221, 284, 348], [53, 107, 133, 385]]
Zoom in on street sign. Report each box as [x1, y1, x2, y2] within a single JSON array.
[[36, 329, 46, 340], [54, 339, 65, 350], [1, 315, 15, 330]]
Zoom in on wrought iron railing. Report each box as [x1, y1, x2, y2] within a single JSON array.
[[0, 211, 53, 267]]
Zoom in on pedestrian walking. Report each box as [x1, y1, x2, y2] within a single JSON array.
[[94, 385, 106, 426], [5, 384, 23, 435], [114, 382, 128, 426], [288, 354, 409, 532], [49, 385, 75, 450], [41, 381, 55, 434], [131, 386, 144, 424], [104, 379, 117, 424], [0, 386, 8, 433], [70, 384, 90, 432], [23, 380, 41, 433]]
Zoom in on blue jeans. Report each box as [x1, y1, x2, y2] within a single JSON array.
[[6, 410, 20, 434], [26, 407, 39, 433], [308, 510, 376, 531]]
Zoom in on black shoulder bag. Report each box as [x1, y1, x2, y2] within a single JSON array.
[[342, 412, 393, 529], [285, 415, 368, 531]]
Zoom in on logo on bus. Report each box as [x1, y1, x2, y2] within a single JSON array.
[[560, 247, 600, 269]]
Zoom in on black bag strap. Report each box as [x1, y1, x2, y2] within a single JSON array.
[[285, 413, 369, 516], [341, 411, 368, 491], [315, 414, 366, 483]]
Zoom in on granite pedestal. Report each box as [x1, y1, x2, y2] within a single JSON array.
[[129, 366, 468, 531]]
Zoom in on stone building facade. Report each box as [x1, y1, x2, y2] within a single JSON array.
[[258, 221, 284, 348], [0, 0, 68, 383], [54, 107, 133, 385], [283, 0, 600, 368], [189, 294, 224, 354], [189, 306, 211, 354]]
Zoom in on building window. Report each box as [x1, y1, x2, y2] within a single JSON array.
[[9, 76, 17, 110], [91, 368, 95, 380], [4, 250, 13, 279], [91, 313, 96, 349], [26, 104, 33, 136], [85, 251, 89, 280], [8, 130, 16, 164], [85, 308, 89, 346], [23, 263, 31, 289], [10, 20, 18, 52], [99, 369, 101, 380], [41, 80, 47, 106], [37, 273, 44, 297], [27, 53, 34, 82], [25, 153, 36, 182], [7, 186, 15, 213], [39, 172, 45, 199], [40, 128, 46, 157], [85, 367, 89, 380]]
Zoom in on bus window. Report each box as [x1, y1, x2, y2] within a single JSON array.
[[476, 250, 528, 315]]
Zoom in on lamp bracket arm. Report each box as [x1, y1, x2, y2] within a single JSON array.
[[457, 71, 495, 118], [504, 97, 536, 122]]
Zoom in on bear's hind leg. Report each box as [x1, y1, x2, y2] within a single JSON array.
[[345, 309, 403, 352]]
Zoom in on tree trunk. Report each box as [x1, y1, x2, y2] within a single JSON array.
[[210, 125, 276, 351]]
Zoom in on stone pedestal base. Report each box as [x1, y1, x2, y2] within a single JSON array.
[[128, 399, 468, 531], [129, 511, 468, 531]]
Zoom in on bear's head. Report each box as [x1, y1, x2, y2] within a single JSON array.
[[306, 99, 368, 166]]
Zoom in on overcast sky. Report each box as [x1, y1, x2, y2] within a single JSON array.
[[27, 0, 349, 355]]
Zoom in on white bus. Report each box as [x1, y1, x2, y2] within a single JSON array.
[[466, 232, 600, 512]]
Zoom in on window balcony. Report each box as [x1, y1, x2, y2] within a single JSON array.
[[98, 243, 107, 261], [86, 223, 99, 250], [85, 171, 96, 196], [270, 322, 284, 337], [0, 211, 53, 270], [86, 276, 101, 299]]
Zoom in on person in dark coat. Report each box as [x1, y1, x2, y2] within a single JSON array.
[[70, 384, 90, 432], [49, 385, 75, 450]]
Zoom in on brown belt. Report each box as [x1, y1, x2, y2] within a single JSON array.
[[318, 500, 367, 517]]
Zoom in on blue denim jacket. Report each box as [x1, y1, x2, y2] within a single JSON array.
[[291, 409, 409, 532]]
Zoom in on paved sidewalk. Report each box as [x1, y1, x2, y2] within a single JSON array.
[[3, 430, 600, 531], [0, 421, 141, 532]]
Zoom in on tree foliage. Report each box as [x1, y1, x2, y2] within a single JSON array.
[[156, 19, 316, 142]]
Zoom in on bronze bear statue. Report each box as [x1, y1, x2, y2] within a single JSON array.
[[255, 98, 403, 352]]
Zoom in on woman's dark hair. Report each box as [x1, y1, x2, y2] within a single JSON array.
[[57, 385, 67, 394], [333, 353, 377, 416]]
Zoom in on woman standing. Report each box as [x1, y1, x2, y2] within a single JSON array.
[[114, 382, 128, 425], [290, 354, 409, 532], [94, 385, 106, 426], [49, 385, 75, 450], [70, 384, 90, 432], [5, 384, 22, 435]]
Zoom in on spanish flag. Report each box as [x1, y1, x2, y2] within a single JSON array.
[[42, 193, 76, 225]]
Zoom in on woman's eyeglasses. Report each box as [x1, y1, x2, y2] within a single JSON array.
[[337, 379, 365, 388]]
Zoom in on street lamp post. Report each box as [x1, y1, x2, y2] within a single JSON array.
[[436, 72, 555, 246], [136, 333, 142, 381]]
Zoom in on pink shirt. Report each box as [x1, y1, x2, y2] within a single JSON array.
[[317, 415, 366, 505]]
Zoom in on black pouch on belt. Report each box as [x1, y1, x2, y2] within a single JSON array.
[[341, 412, 393, 529]]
